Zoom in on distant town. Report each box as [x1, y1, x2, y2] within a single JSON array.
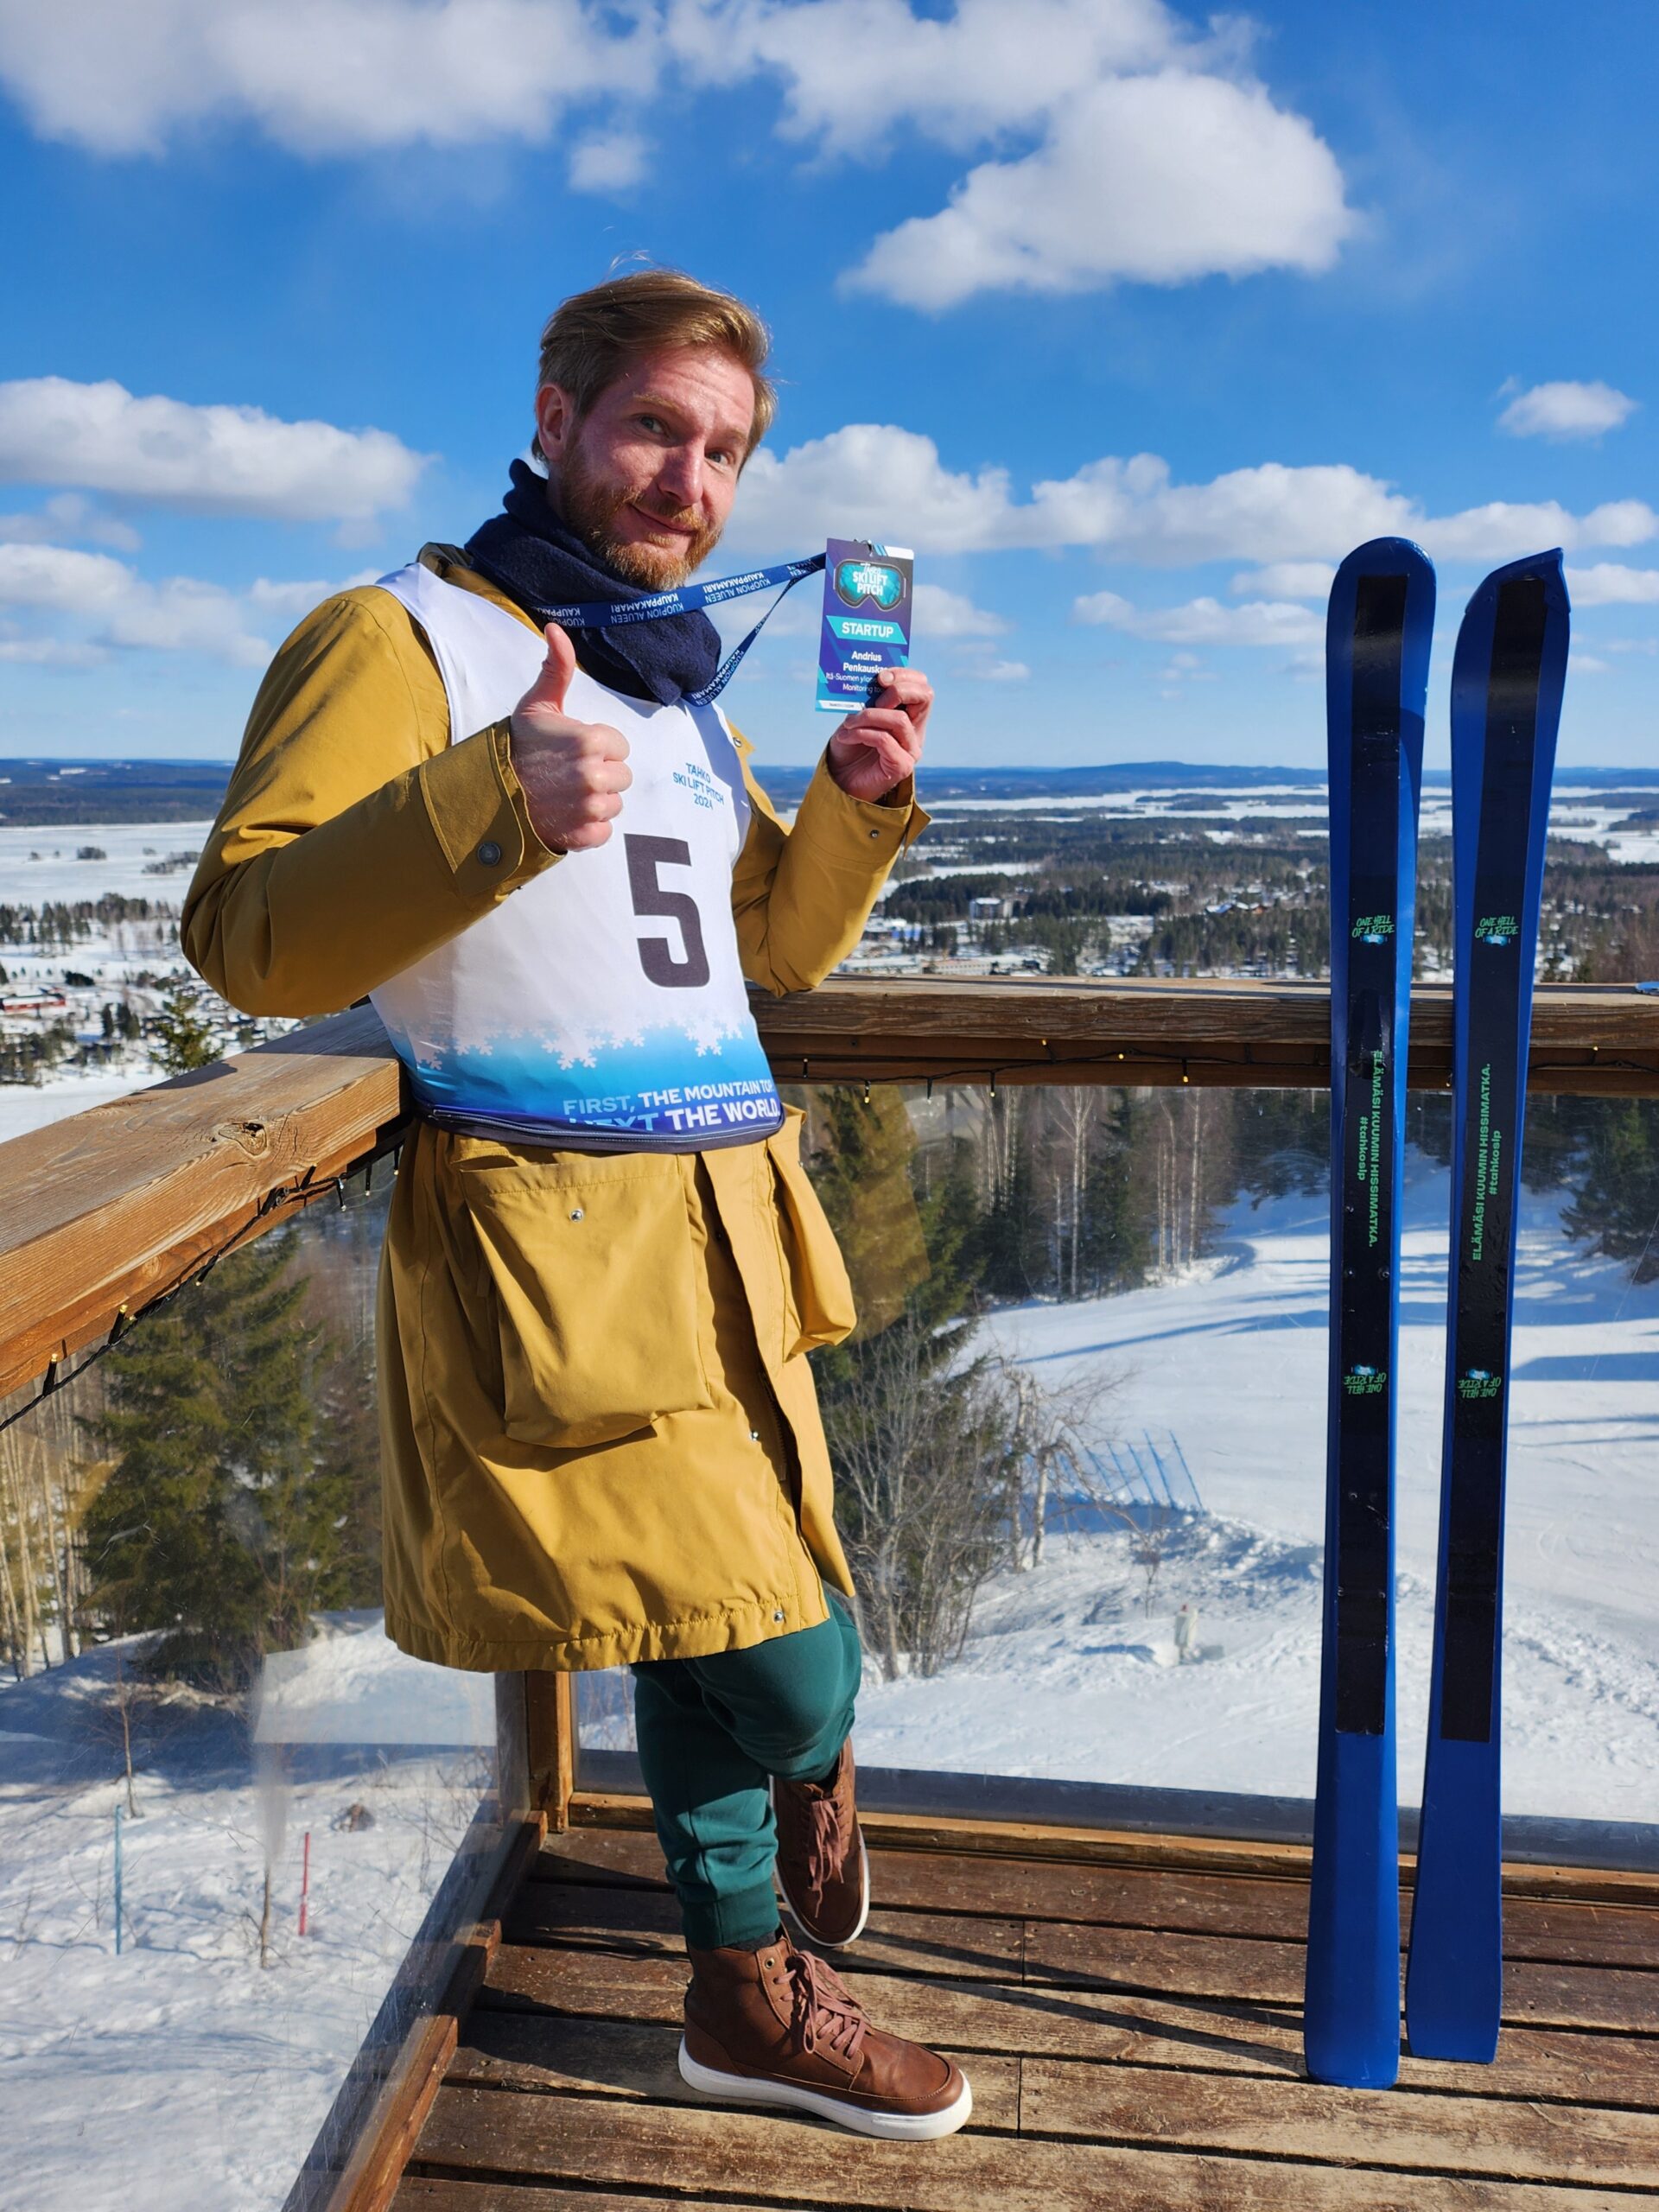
[[5, 758, 1659, 1128]]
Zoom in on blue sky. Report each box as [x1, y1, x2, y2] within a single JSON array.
[[1, 0, 1656, 772]]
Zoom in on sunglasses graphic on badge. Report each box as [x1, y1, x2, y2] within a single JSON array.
[[833, 557, 907, 612]]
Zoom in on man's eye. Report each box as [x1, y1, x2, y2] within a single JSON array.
[[639, 414, 665, 433]]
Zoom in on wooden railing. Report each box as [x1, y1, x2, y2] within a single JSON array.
[[6, 976, 1659, 1404], [5, 973, 1656, 2211]]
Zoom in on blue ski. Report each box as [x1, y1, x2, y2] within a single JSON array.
[[1406, 550, 1570, 2063], [1305, 537, 1435, 2088]]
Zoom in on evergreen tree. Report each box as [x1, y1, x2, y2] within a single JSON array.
[[1561, 1100, 1659, 1282], [1077, 1096, 1154, 1291], [976, 1110, 1044, 1300], [82, 1227, 372, 1690], [804, 1087, 1017, 1675], [151, 980, 219, 1073]]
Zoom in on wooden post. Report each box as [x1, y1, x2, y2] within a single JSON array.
[[524, 1670, 577, 1832]]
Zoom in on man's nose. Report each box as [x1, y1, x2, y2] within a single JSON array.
[[655, 444, 704, 511]]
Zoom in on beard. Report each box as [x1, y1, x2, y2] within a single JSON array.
[[556, 442, 723, 590]]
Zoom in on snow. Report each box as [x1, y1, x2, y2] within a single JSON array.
[[0, 1068, 162, 1142], [0, 1617, 499, 2212], [846, 1166, 1659, 1826], [0, 820, 214, 904]]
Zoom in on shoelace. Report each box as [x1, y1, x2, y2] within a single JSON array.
[[786, 1946, 868, 2068], [803, 1789, 849, 1890]]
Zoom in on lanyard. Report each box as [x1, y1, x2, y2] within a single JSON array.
[[497, 552, 826, 707]]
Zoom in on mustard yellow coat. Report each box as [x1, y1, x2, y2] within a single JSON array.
[[182, 548, 924, 1672]]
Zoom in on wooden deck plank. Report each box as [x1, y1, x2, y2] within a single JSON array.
[[446, 1993, 1659, 2187], [1023, 1920, 1659, 2033], [1019, 2061, 1659, 2189], [408, 2085, 1643, 2210], [480, 1946, 1659, 2112], [536, 1830, 1659, 1970], [505, 1878, 1024, 1982], [444, 2010, 1021, 2130], [397, 2189, 799, 2212], [563, 1792, 1659, 1906]]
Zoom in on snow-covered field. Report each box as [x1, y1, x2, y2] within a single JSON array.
[[849, 1166, 1659, 1826], [0, 819, 215, 903], [918, 784, 1659, 864], [0, 1618, 499, 2212]]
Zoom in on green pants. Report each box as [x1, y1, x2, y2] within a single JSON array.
[[631, 1588, 862, 1950]]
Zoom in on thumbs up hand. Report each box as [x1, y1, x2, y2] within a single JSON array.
[[508, 623, 632, 853]]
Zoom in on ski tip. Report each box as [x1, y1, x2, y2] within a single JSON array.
[[1460, 546, 1568, 601], [1332, 536, 1435, 587]]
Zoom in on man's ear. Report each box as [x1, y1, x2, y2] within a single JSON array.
[[533, 381, 575, 467]]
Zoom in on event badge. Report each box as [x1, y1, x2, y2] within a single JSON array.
[[817, 539, 914, 714]]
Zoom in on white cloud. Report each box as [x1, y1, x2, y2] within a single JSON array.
[[672, 0, 1184, 158], [1572, 652, 1611, 675], [1497, 380, 1638, 442], [1074, 589, 1323, 647], [0, 492, 142, 550], [732, 423, 1658, 567], [970, 658, 1031, 681], [568, 128, 649, 193], [0, 0, 651, 156], [0, 636, 108, 665], [1230, 561, 1335, 600], [734, 425, 1014, 554], [0, 378, 427, 522], [912, 582, 1007, 638], [0, 542, 378, 665], [849, 69, 1352, 308], [1418, 499, 1654, 563], [1563, 563, 1659, 607], [0, 542, 270, 664], [246, 570, 382, 620], [0, 2, 1351, 309]]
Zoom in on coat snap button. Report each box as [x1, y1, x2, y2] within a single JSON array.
[[772, 1610, 785, 1623], [569, 1207, 584, 1222], [476, 839, 503, 866]]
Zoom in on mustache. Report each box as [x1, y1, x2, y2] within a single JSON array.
[[630, 500, 702, 532]]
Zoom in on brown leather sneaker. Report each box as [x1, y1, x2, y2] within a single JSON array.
[[772, 1738, 869, 1948], [679, 1931, 971, 2140]]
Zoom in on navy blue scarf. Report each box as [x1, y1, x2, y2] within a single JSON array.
[[464, 459, 721, 707]]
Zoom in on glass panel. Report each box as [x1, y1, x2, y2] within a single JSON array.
[[0, 1169, 519, 2212], [576, 1082, 1659, 1840]]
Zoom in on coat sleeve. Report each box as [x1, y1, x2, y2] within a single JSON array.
[[181, 587, 559, 1017], [728, 741, 928, 995]]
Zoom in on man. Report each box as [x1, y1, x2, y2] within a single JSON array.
[[182, 270, 969, 2140]]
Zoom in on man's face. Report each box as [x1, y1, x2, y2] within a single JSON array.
[[535, 346, 757, 590]]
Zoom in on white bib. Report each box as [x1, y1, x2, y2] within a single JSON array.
[[367, 560, 784, 1152]]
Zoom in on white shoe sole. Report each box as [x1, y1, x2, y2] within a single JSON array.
[[677, 2036, 973, 2139], [771, 1786, 873, 1950]]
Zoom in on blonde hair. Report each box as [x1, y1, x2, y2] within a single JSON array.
[[535, 269, 776, 458]]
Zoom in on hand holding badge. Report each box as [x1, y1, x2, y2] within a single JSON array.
[[819, 538, 931, 801]]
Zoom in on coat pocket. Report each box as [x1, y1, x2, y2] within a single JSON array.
[[452, 1147, 714, 1449], [766, 1108, 858, 1361]]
